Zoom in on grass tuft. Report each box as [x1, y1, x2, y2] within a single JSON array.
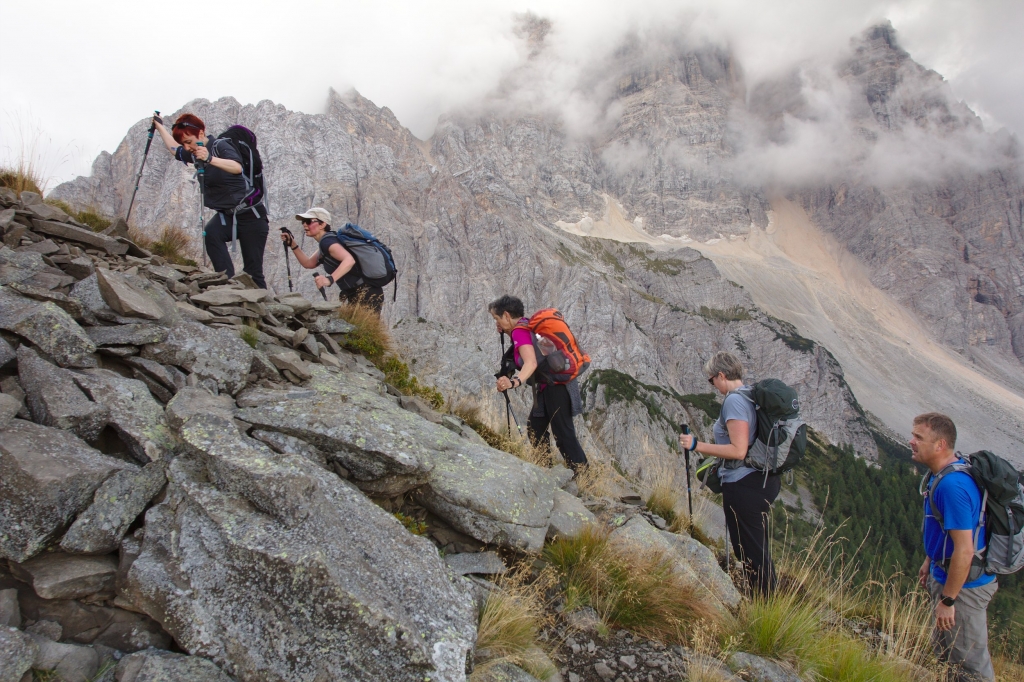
[[545, 525, 719, 643], [471, 568, 555, 681], [125, 224, 196, 266], [337, 302, 444, 409], [239, 324, 259, 349], [0, 167, 44, 195], [45, 199, 112, 231]]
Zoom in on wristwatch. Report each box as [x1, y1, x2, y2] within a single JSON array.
[[940, 594, 957, 607]]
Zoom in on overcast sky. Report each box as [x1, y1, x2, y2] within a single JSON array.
[[2, 0, 1021, 191]]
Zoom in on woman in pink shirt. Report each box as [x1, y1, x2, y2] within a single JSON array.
[[489, 295, 589, 473]]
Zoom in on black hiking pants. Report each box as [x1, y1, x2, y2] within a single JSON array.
[[337, 284, 384, 314], [204, 207, 269, 288], [722, 472, 781, 597], [528, 383, 588, 470]]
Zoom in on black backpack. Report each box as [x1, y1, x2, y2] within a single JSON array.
[[735, 379, 807, 475], [216, 125, 265, 211], [922, 451, 1024, 575]]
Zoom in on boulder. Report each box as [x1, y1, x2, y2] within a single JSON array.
[[123, 357, 187, 394], [86, 324, 169, 347], [18, 346, 108, 441], [247, 349, 281, 381], [24, 632, 101, 682], [661, 530, 742, 610], [31, 219, 127, 255], [727, 652, 801, 682], [609, 516, 731, 615], [265, 348, 311, 380], [235, 373, 434, 496], [0, 246, 63, 287], [238, 366, 556, 550], [141, 319, 253, 395], [17, 591, 170, 652], [10, 553, 118, 600], [444, 551, 507, 576], [275, 293, 312, 314], [0, 289, 96, 368], [0, 420, 128, 562], [0, 394, 21, 430], [125, 418, 476, 682], [73, 369, 176, 462], [0, 626, 36, 682], [6, 282, 84, 320], [546, 489, 597, 541], [26, 203, 69, 221], [189, 287, 272, 307], [72, 274, 179, 327], [251, 430, 327, 467], [306, 316, 356, 334], [165, 388, 237, 432], [0, 337, 13, 368], [65, 256, 95, 280], [115, 649, 234, 682], [0, 589, 19, 627], [96, 269, 164, 320], [61, 462, 166, 554], [174, 301, 213, 322]]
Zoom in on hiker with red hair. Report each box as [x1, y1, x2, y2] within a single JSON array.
[[154, 113, 269, 287]]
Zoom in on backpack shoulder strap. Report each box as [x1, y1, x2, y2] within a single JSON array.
[[923, 461, 972, 527]]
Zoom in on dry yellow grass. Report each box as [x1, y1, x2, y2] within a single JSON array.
[[471, 567, 556, 682], [545, 525, 720, 644]]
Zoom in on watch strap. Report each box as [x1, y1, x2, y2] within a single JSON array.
[[940, 595, 957, 607]]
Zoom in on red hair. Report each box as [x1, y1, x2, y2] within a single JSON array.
[[171, 114, 205, 143]]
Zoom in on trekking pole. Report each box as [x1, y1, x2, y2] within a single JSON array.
[[500, 333, 512, 436], [280, 227, 294, 292], [195, 142, 209, 266], [681, 423, 694, 530], [312, 272, 328, 300], [126, 111, 159, 224]]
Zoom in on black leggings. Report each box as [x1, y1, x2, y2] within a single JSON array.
[[204, 207, 269, 288], [721, 472, 781, 597], [528, 383, 588, 469], [337, 285, 384, 314]]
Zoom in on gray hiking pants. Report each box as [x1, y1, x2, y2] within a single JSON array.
[[928, 576, 997, 681]]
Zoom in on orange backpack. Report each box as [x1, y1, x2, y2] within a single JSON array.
[[516, 308, 591, 384]]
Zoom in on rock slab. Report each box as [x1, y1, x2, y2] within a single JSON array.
[[61, 462, 166, 554], [0, 420, 128, 562], [124, 415, 476, 682]]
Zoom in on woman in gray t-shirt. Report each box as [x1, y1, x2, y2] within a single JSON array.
[[679, 351, 781, 596]]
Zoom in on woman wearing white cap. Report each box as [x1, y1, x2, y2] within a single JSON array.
[[280, 207, 386, 312]]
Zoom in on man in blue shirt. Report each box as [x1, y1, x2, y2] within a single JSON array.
[[913, 412, 996, 681]]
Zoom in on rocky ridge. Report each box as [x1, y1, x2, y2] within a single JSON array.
[[0, 188, 755, 681]]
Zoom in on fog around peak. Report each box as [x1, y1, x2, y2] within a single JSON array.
[[0, 0, 1020, 189]]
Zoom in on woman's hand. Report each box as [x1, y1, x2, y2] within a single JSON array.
[[279, 231, 296, 248], [496, 376, 518, 393], [679, 433, 695, 451], [314, 274, 331, 290], [193, 145, 210, 162]]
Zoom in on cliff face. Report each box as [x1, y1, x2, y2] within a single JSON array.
[[51, 22, 1024, 464]]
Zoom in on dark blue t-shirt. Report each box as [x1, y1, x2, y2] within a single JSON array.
[[923, 462, 995, 587]]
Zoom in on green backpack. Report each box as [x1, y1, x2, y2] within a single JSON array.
[[736, 379, 807, 475]]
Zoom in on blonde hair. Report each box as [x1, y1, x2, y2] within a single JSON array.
[[702, 351, 744, 381]]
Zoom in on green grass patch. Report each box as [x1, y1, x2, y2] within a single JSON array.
[[545, 526, 718, 642], [698, 306, 751, 323]]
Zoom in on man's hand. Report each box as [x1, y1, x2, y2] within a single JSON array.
[[919, 558, 930, 589], [314, 274, 331, 290], [935, 602, 956, 632]]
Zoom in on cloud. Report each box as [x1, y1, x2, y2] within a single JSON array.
[[0, 0, 1019, 188]]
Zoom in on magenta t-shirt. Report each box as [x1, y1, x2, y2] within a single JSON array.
[[510, 325, 532, 367]]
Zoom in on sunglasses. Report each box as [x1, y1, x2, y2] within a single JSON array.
[[172, 121, 202, 131], [301, 219, 320, 226], [708, 373, 719, 385]]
